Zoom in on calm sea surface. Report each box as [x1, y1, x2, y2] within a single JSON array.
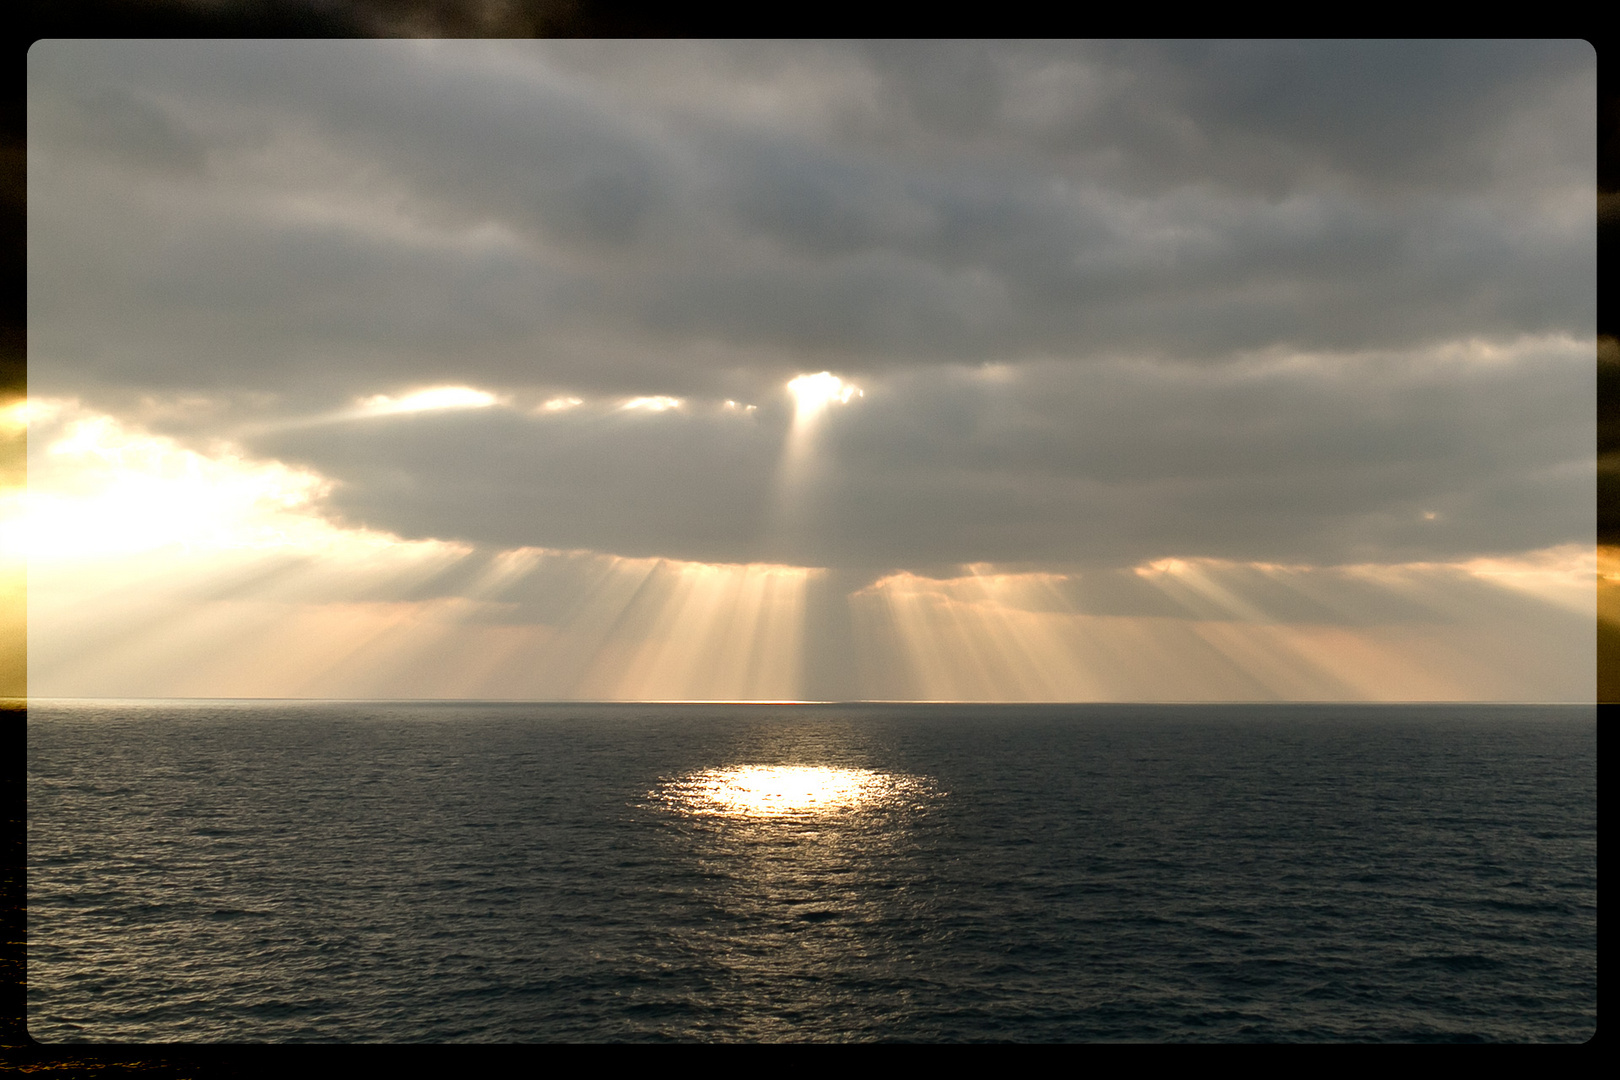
[[26, 701, 1596, 1042]]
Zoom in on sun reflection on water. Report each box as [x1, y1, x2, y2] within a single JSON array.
[[656, 764, 931, 819]]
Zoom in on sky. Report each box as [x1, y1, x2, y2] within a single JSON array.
[[14, 39, 1598, 702]]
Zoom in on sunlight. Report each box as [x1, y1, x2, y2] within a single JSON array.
[[1451, 544, 1596, 615], [787, 371, 861, 423], [621, 396, 683, 412], [655, 764, 922, 819], [1132, 556, 1277, 624], [29, 542, 821, 701], [15, 399, 1592, 705], [773, 373, 864, 541], [580, 559, 814, 702], [358, 386, 499, 416], [17, 402, 825, 700], [850, 556, 1594, 702], [1, 398, 56, 430], [11, 404, 349, 562]]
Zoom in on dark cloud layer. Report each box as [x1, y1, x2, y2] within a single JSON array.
[[247, 341, 1590, 573], [26, 40, 1596, 574]]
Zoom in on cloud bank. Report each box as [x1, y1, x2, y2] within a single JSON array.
[[23, 40, 1597, 699]]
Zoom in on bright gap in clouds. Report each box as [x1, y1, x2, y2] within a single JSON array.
[[776, 372, 864, 528], [621, 396, 683, 412], [787, 372, 861, 422], [358, 386, 499, 416]]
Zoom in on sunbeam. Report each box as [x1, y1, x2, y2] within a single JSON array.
[[17, 398, 1594, 704]]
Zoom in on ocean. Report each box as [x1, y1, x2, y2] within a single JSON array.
[[24, 701, 1596, 1042]]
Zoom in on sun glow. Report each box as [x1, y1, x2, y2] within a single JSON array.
[[621, 396, 683, 412], [656, 764, 929, 819], [2, 398, 58, 429], [787, 372, 861, 421], [358, 386, 499, 415], [773, 373, 864, 539], [18, 400, 822, 701], [10, 406, 345, 561]]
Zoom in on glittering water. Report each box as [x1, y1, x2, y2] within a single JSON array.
[[655, 763, 937, 818], [26, 702, 1596, 1042]]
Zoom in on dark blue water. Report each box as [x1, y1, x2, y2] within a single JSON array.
[[26, 702, 1596, 1042]]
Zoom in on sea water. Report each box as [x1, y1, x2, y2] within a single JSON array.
[[25, 701, 1596, 1042]]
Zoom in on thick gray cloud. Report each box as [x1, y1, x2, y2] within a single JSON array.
[[26, 40, 1596, 575], [248, 340, 1590, 572]]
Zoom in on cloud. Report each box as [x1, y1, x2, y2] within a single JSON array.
[[24, 40, 1596, 580], [227, 335, 1593, 572], [20, 396, 1592, 702], [28, 42, 1594, 392]]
